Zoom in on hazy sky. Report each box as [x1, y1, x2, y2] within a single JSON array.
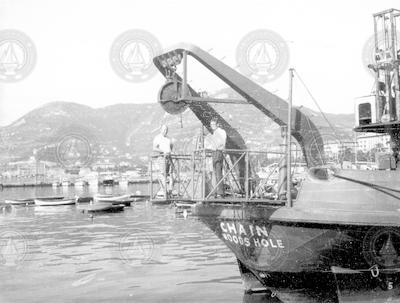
[[0, 0, 398, 125]]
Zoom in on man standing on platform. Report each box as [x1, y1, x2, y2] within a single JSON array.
[[209, 118, 227, 197], [153, 125, 174, 196]]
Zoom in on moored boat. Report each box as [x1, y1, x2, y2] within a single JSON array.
[[77, 203, 124, 213], [94, 194, 134, 206], [75, 196, 94, 203], [130, 195, 150, 202], [34, 197, 75, 206], [4, 198, 34, 205], [152, 8, 400, 292]]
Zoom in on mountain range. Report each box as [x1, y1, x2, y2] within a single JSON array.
[[0, 97, 355, 165]]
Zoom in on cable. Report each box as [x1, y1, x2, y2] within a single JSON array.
[[293, 70, 343, 145]]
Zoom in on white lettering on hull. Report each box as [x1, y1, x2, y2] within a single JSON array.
[[220, 222, 285, 249]]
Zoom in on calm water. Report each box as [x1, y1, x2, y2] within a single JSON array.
[[1, 185, 400, 303], [0, 185, 242, 303]]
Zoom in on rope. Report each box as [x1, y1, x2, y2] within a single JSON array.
[[293, 70, 343, 145], [333, 173, 400, 201]]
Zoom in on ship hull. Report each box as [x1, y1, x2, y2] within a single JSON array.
[[194, 203, 400, 289]]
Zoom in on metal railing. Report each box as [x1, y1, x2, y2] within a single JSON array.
[[149, 148, 304, 203]]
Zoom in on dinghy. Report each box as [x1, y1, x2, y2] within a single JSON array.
[[78, 203, 124, 213], [94, 194, 134, 206], [34, 197, 75, 206], [4, 198, 34, 205]]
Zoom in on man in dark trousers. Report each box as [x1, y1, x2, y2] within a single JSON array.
[[209, 118, 227, 197]]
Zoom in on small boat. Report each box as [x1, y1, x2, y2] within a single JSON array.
[[4, 198, 34, 205], [94, 194, 130, 202], [130, 194, 150, 202], [78, 203, 124, 213], [75, 196, 93, 203], [36, 196, 64, 200], [174, 201, 195, 215], [102, 177, 115, 186], [34, 197, 75, 206], [95, 194, 135, 206]]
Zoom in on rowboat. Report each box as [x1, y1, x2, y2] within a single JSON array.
[[34, 197, 75, 206], [174, 201, 195, 212], [75, 196, 93, 203], [77, 203, 124, 213], [94, 194, 134, 206], [130, 195, 150, 202], [4, 198, 34, 205]]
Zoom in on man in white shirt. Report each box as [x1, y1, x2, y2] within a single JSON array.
[[153, 125, 173, 154], [208, 118, 227, 197], [153, 125, 174, 195]]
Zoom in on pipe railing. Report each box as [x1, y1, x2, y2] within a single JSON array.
[[149, 148, 304, 202]]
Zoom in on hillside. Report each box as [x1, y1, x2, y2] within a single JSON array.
[[0, 99, 355, 165]]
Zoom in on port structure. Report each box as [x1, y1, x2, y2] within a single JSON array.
[[152, 43, 331, 206], [356, 9, 400, 133]]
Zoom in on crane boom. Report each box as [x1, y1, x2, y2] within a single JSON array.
[[153, 43, 324, 167]]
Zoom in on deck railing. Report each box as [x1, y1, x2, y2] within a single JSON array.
[[149, 148, 305, 203]]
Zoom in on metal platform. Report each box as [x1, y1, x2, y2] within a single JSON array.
[[354, 121, 400, 133], [149, 149, 299, 206]]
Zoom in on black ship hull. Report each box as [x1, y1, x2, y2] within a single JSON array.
[[194, 203, 400, 291]]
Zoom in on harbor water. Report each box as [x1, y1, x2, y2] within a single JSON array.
[[0, 185, 242, 303], [1, 185, 400, 302]]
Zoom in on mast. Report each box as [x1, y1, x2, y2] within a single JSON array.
[[286, 68, 294, 207]]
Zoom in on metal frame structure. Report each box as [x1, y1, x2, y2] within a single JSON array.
[[149, 148, 304, 205], [153, 44, 325, 169], [373, 8, 400, 123]]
